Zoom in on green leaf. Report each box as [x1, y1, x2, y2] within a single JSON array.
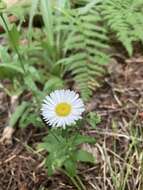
[[24, 75, 42, 97], [61, 3, 109, 101], [0, 63, 23, 79], [43, 77, 64, 93], [75, 150, 95, 163], [9, 24, 20, 49], [19, 110, 44, 128], [73, 134, 95, 145], [28, 66, 43, 83], [0, 1, 6, 12], [40, 0, 54, 47], [45, 156, 54, 176], [7, 1, 30, 21], [28, 0, 39, 40], [101, 0, 143, 56], [87, 112, 101, 128], [0, 14, 10, 31], [64, 159, 77, 177], [0, 46, 10, 62], [45, 148, 68, 175], [39, 133, 66, 152], [37, 142, 55, 152], [9, 101, 28, 127]]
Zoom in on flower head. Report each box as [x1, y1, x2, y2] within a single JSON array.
[[41, 89, 85, 128]]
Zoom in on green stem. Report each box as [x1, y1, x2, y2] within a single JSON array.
[[0, 13, 26, 73], [62, 128, 68, 142], [49, 129, 61, 143], [61, 169, 82, 190], [75, 175, 86, 190]]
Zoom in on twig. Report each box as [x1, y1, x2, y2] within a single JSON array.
[[88, 130, 143, 142], [0, 95, 18, 144]]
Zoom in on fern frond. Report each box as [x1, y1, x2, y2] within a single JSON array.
[[101, 0, 143, 56], [58, 4, 109, 101]]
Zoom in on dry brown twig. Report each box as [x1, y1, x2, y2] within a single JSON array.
[[0, 95, 18, 144]]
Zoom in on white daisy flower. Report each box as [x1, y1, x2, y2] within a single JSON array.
[[41, 89, 85, 128]]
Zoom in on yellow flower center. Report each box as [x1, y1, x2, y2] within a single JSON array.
[[55, 102, 71, 116]]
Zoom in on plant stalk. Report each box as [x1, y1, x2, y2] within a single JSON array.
[[0, 13, 26, 73], [75, 175, 86, 190], [49, 129, 61, 143], [61, 169, 83, 190]]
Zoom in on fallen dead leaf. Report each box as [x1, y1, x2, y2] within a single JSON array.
[[139, 112, 143, 119]]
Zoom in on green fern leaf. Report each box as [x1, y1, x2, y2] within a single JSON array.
[[58, 4, 109, 101], [101, 0, 143, 56]]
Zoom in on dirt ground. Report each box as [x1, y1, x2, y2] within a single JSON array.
[[0, 53, 143, 189]]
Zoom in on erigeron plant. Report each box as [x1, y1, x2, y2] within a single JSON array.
[[39, 89, 96, 190]]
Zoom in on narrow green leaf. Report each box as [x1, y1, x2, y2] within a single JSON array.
[[9, 101, 28, 127], [9, 24, 20, 49], [0, 63, 23, 79], [24, 75, 42, 97], [28, 0, 39, 40], [40, 0, 54, 46]]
